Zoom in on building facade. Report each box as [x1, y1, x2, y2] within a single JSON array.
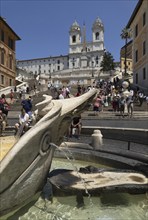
[[17, 17, 105, 85], [126, 0, 148, 92], [0, 16, 21, 89]]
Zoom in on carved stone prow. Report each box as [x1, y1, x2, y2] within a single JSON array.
[[0, 89, 97, 217]]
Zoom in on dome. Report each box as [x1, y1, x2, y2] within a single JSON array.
[[70, 20, 81, 32], [92, 17, 103, 29]]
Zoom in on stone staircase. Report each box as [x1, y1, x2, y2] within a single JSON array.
[[82, 100, 148, 119], [5, 86, 148, 121], [82, 110, 148, 120], [9, 89, 52, 112]]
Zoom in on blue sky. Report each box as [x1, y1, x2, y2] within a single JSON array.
[[0, 0, 138, 62]]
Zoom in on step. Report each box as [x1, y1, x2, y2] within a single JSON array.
[[82, 111, 148, 119]]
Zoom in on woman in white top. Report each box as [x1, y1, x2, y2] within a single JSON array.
[[15, 108, 30, 136]]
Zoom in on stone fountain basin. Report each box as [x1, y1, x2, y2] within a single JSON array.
[[48, 166, 148, 195], [51, 135, 148, 196]]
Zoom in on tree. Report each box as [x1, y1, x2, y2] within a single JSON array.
[[100, 51, 115, 73], [120, 27, 132, 76]]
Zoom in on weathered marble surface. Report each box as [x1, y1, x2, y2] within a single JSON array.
[[48, 166, 148, 195], [0, 89, 97, 217]]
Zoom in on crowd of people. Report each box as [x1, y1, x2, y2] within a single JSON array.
[[0, 90, 34, 136], [0, 78, 148, 138], [91, 78, 148, 118]]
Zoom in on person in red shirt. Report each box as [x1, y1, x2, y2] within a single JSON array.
[[93, 95, 102, 115], [0, 94, 10, 126]]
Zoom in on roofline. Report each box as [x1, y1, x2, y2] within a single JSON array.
[[0, 16, 21, 40], [126, 0, 143, 28], [17, 55, 68, 62]]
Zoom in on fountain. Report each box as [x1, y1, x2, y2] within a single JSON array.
[[4, 158, 148, 220], [0, 88, 148, 219], [0, 89, 97, 217]]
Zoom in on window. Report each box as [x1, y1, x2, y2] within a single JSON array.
[[9, 55, 13, 69], [57, 60, 60, 64], [72, 35, 76, 43], [143, 41, 146, 55], [1, 75, 4, 84], [143, 68, 146, 80], [58, 66, 60, 70], [1, 30, 5, 42], [8, 37, 14, 50], [1, 49, 5, 65], [135, 73, 138, 84], [95, 32, 99, 40], [135, 50, 138, 62], [135, 24, 138, 37], [143, 12, 146, 26], [9, 79, 12, 86]]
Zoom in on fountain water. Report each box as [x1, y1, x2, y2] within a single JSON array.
[[4, 158, 148, 220]]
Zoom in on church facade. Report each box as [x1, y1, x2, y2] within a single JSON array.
[[17, 17, 105, 85]]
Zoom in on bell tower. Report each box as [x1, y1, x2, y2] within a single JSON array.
[[69, 20, 81, 45], [92, 17, 104, 43], [69, 20, 81, 54]]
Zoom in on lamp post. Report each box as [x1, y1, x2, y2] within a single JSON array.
[[120, 28, 131, 78], [124, 36, 128, 76], [49, 64, 51, 81], [92, 61, 94, 78]]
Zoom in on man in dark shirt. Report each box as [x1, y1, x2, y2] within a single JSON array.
[[69, 115, 82, 139], [21, 96, 32, 118]]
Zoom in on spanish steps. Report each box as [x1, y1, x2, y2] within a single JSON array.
[[6, 85, 148, 120]]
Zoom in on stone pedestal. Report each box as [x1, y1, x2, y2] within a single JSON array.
[[91, 130, 103, 150]]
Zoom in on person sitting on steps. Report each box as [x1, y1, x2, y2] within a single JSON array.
[[69, 115, 82, 139], [0, 94, 10, 125], [0, 110, 7, 136], [14, 108, 30, 137]]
